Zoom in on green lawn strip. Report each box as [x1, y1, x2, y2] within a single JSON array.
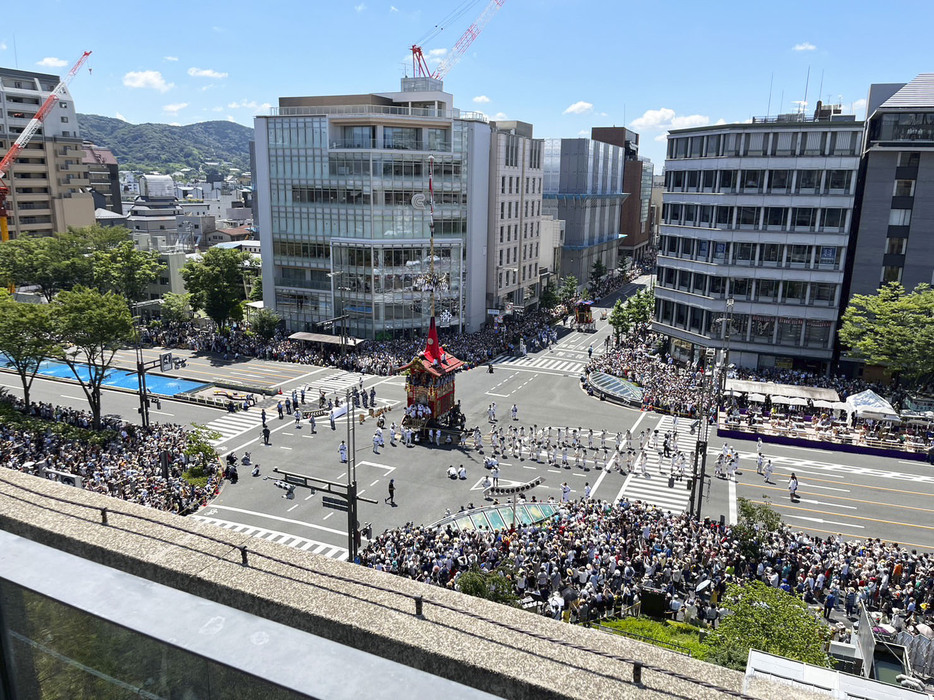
[[600, 617, 712, 660]]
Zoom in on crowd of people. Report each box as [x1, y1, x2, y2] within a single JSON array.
[[361, 497, 933, 639], [0, 395, 216, 514]]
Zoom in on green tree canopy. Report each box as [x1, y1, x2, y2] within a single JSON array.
[[456, 564, 518, 606], [181, 247, 255, 329], [706, 580, 832, 670], [591, 258, 607, 283], [0, 294, 59, 407], [838, 282, 934, 382], [250, 308, 281, 342], [559, 275, 579, 305], [608, 298, 631, 342], [160, 292, 193, 326], [731, 497, 782, 559], [538, 280, 559, 310], [52, 287, 136, 430], [627, 287, 655, 330], [93, 240, 165, 306]]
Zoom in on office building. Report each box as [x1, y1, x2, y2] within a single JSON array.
[[653, 110, 863, 371], [542, 138, 626, 286], [846, 74, 934, 299], [254, 77, 492, 340], [0, 66, 95, 237], [486, 120, 544, 312], [81, 141, 122, 215]]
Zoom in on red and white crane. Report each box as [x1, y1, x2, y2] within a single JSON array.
[[410, 0, 505, 81], [0, 50, 92, 242]]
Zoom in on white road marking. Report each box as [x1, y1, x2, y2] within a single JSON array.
[[785, 514, 864, 529], [322, 513, 333, 520], [272, 367, 329, 387], [206, 505, 347, 535], [287, 504, 299, 512], [728, 478, 737, 525]]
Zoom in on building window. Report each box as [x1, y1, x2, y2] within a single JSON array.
[[60, 116, 68, 123], [898, 152, 921, 167], [499, 227, 503, 243], [825, 170, 851, 192], [821, 208, 845, 231], [765, 207, 787, 229], [718, 170, 736, 192], [882, 265, 903, 284], [741, 170, 762, 190], [889, 209, 912, 227], [886, 238, 907, 255], [893, 179, 915, 197], [756, 279, 778, 301], [787, 245, 810, 265], [792, 208, 817, 231], [738, 207, 759, 228], [812, 283, 836, 304], [768, 170, 790, 192], [702, 170, 715, 190]]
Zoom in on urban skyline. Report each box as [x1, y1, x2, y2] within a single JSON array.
[[3, 0, 929, 168]]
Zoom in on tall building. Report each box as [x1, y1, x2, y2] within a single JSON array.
[[253, 77, 493, 340], [81, 142, 122, 215], [542, 138, 626, 286], [0, 66, 95, 237], [486, 120, 544, 312], [846, 74, 934, 300], [653, 111, 863, 371], [591, 127, 654, 264]]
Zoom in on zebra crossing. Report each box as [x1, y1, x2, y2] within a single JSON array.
[[616, 415, 692, 513], [205, 410, 265, 445], [304, 370, 365, 398], [190, 515, 348, 561], [495, 353, 588, 376]]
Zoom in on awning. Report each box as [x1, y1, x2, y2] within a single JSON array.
[[288, 331, 365, 348], [845, 389, 900, 421], [724, 379, 840, 402]]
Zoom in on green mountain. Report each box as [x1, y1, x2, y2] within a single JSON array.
[[76, 114, 253, 174]]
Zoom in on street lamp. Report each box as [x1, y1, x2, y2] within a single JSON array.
[[327, 271, 348, 357]]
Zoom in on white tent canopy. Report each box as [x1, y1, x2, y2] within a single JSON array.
[[844, 390, 900, 421]]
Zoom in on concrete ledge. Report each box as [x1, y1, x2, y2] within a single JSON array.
[[0, 469, 794, 699]]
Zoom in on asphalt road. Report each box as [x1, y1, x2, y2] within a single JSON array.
[[4, 276, 932, 560]]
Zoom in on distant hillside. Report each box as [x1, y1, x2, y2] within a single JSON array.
[[76, 114, 253, 174]]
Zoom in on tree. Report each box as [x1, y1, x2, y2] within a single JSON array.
[[93, 240, 165, 306], [181, 247, 255, 329], [456, 564, 518, 606], [706, 580, 832, 670], [183, 423, 222, 487], [591, 258, 607, 283], [628, 288, 655, 329], [838, 282, 934, 383], [160, 292, 193, 326], [0, 294, 59, 407], [731, 496, 782, 559], [608, 298, 631, 343], [52, 287, 136, 430], [538, 280, 559, 310], [248, 273, 263, 301], [559, 275, 579, 305], [250, 308, 281, 342]]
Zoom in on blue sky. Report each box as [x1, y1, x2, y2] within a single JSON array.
[[3, 0, 931, 169]]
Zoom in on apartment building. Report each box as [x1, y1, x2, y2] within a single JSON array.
[[653, 112, 863, 371], [254, 77, 496, 340], [847, 74, 934, 299], [0, 66, 94, 237], [81, 141, 122, 215], [542, 138, 626, 286], [486, 120, 544, 312]]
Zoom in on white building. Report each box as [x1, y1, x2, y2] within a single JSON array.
[[653, 112, 863, 371], [254, 77, 497, 340]]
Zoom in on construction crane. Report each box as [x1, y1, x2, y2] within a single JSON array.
[[0, 50, 92, 243], [410, 0, 505, 81]]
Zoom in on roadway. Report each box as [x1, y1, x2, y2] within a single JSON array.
[[4, 275, 932, 561]]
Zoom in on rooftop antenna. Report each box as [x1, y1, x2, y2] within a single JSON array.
[[817, 70, 824, 108], [766, 72, 774, 118], [12, 34, 18, 69], [803, 66, 811, 115], [779, 89, 784, 115]]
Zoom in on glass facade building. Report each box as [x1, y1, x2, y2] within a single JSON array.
[[255, 79, 489, 341]]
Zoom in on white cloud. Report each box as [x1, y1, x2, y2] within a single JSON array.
[[630, 107, 675, 129], [227, 99, 271, 111], [211, 106, 224, 112], [163, 102, 189, 114], [578, 130, 589, 137], [355, 2, 366, 11], [850, 98, 867, 118], [473, 95, 491, 104], [390, 4, 399, 11], [227, 115, 236, 122], [123, 70, 173, 92], [654, 133, 669, 142], [492, 112, 508, 121], [164, 56, 179, 62], [188, 67, 228, 79], [115, 112, 128, 122], [563, 100, 594, 115], [0, 42, 7, 51], [793, 42, 816, 51], [427, 48, 447, 58], [37, 57, 68, 68], [169, 122, 181, 127], [670, 114, 711, 129]]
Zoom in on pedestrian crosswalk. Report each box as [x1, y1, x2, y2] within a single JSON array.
[[617, 415, 692, 513], [190, 515, 348, 561], [304, 370, 365, 399], [205, 410, 265, 445], [495, 353, 587, 376]]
